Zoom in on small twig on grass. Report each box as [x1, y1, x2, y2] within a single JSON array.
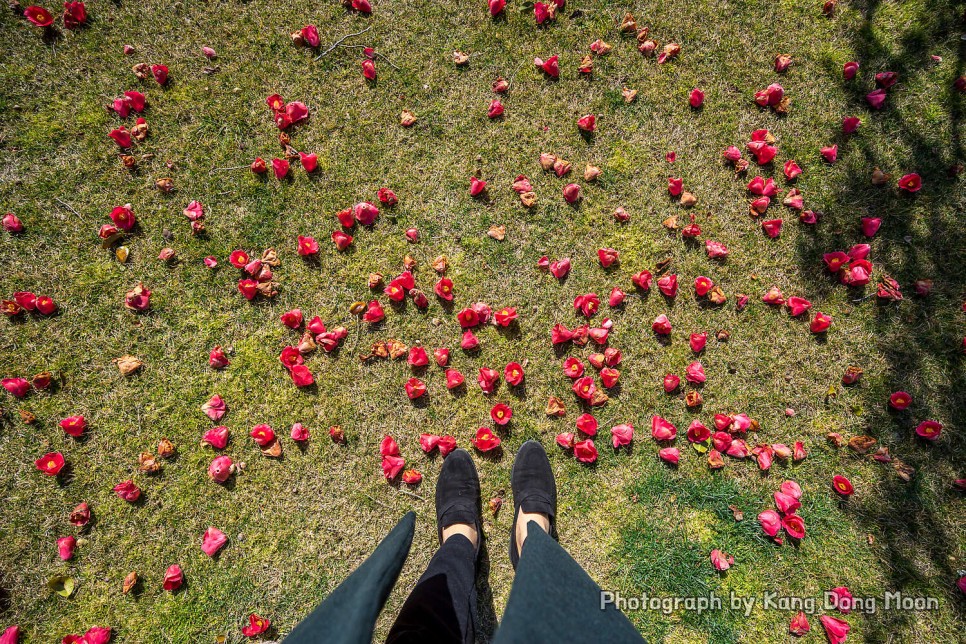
[[397, 489, 426, 502], [54, 197, 82, 218], [209, 165, 250, 174], [315, 26, 373, 60]]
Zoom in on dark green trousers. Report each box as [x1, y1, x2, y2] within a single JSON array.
[[284, 512, 643, 643]]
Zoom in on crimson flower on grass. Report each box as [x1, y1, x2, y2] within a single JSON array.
[[242, 614, 271, 637], [434, 348, 450, 366], [866, 88, 887, 109], [405, 378, 426, 399], [915, 420, 942, 440], [574, 439, 597, 463], [382, 455, 405, 480], [832, 475, 854, 496], [209, 456, 234, 482], [36, 452, 65, 476], [686, 420, 710, 443], [3, 213, 23, 232], [611, 424, 633, 448], [472, 427, 501, 452], [534, 55, 559, 78], [402, 469, 422, 485], [60, 415, 86, 437], [651, 416, 677, 441], [789, 611, 810, 636], [113, 479, 141, 501], [490, 403, 512, 425], [652, 314, 672, 335], [810, 312, 832, 333], [504, 362, 524, 386], [24, 6, 54, 26], [203, 426, 229, 449], [689, 88, 704, 108], [898, 173, 921, 192], [710, 549, 733, 571], [470, 177, 487, 196], [889, 391, 911, 410], [201, 527, 227, 557], [478, 367, 498, 394], [489, 0, 505, 15], [819, 616, 850, 644], [69, 502, 90, 527], [2, 378, 29, 398], [445, 369, 464, 389], [299, 152, 318, 172], [843, 61, 859, 79], [820, 145, 838, 163]]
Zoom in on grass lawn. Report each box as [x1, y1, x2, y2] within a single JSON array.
[[1, 0, 965, 641]]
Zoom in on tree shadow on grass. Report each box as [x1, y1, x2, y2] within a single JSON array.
[[794, 0, 965, 634]]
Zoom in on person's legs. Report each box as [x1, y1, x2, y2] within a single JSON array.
[[494, 441, 643, 643], [386, 449, 481, 644], [284, 511, 416, 644]]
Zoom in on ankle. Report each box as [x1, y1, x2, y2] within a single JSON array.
[[442, 522, 479, 549], [515, 509, 550, 556]]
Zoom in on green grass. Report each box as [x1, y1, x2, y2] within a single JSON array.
[[1, 0, 965, 641]]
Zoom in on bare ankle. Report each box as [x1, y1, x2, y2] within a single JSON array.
[[515, 509, 550, 556], [442, 523, 478, 549]]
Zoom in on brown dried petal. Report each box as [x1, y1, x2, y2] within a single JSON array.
[[487, 225, 506, 241], [123, 571, 138, 594], [403, 255, 418, 271], [432, 256, 448, 274], [298, 331, 317, 355], [847, 435, 877, 454], [155, 177, 173, 193], [893, 458, 914, 481], [260, 437, 283, 458], [679, 192, 697, 207], [157, 438, 176, 458], [520, 191, 537, 208], [545, 396, 566, 417], [115, 355, 144, 376], [387, 339, 409, 360], [400, 110, 417, 127], [260, 248, 280, 266], [19, 409, 36, 424], [621, 87, 638, 103]]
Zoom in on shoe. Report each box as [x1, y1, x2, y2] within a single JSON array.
[[509, 440, 557, 569], [436, 448, 481, 555]]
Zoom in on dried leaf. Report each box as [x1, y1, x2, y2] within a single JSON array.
[[400, 110, 417, 127], [589, 389, 609, 406], [260, 248, 280, 266], [403, 255, 418, 271], [545, 396, 566, 417], [728, 505, 744, 521], [826, 432, 845, 447], [155, 177, 174, 193], [621, 87, 638, 103], [662, 216, 678, 230], [519, 191, 537, 207], [432, 256, 448, 274], [157, 438, 175, 458], [115, 246, 130, 263], [114, 355, 144, 376], [138, 451, 161, 473], [679, 192, 697, 207], [386, 339, 409, 360], [487, 225, 506, 241], [453, 51, 470, 65], [260, 437, 283, 458], [18, 409, 36, 424], [893, 458, 915, 481], [122, 571, 138, 594], [848, 435, 877, 454]]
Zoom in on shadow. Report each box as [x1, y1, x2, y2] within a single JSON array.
[[790, 0, 966, 631]]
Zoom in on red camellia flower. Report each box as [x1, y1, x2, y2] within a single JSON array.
[[251, 157, 267, 174], [758, 509, 781, 537], [861, 217, 881, 238], [57, 535, 76, 560], [490, 403, 512, 425], [866, 88, 887, 109], [477, 367, 499, 394], [889, 391, 911, 410], [489, 0, 506, 15], [843, 61, 859, 79], [657, 274, 678, 297], [470, 176, 487, 196], [575, 413, 598, 436], [577, 114, 596, 132], [548, 257, 571, 278], [897, 173, 921, 192], [611, 423, 634, 448], [62, 2, 87, 28], [787, 296, 812, 317], [915, 420, 942, 440], [404, 377, 426, 399], [819, 616, 850, 644], [659, 447, 680, 465], [59, 415, 86, 437], [301, 24, 321, 47], [686, 420, 710, 443], [24, 5, 54, 26], [597, 248, 618, 268], [434, 347, 450, 366], [203, 426, 229, 449], [574, 439, 598, 463], [709, 548, 733, 571], [600, 367, 619, 388], [783, 160, 802, 181], [434, 277, 454, 301], [299, 152, 318, 172], [706, 240, 728, 258], [556, 432, 575, 449], [407, 347, 428, 368], [495, 307, 517, 327], [689, 88, 705, 108], [754, 83, 784, 107], [382, 455, 405, 480], [832, 475, 854, 496], [472, 427, 501, 452], [380, 435, 400, 457], [651, 416, 677, 441], [200, 527, 228, 557], [608, 287, 626, 307], [652, 314, 672, 335], [250, 424, 275, 447], [362, 58, 376, 80], [109, 204, 136, 231], [445, 369, 465, 390], [35, 451, 65, 476], [272, 158, 290, 180], [296, 235, 319, 257], [151, 64, 169, 85], [3, 212, 24, 232], [504, 362, 524, 386], [563, 357, 584, 379], [820, 144, 838, 163], [562, 183, 580, 203], [460, 330, 479, 350], [535, 55, 559, 78], [487, 99, 505, 119], [401, 469, 422, 485], [113, 479, 141, 501], [3, 378, 30, 398], [280, 309, 303, 329], [69, 502, 91, 527], [694, 276, 713, 297], [290, 365, 314, 387], [762, 218, 783, 238], [162, 564, 183, 591], [241, 613, 270, 638], [331, 230, 353, 250], [689, 332, 707, 353], [667, 176, 683, 197], [685, 361, 706, 384], [810, 312, 832, 333], [209, 455, 234, 482], [842, 116, 861, 134], [353, 201, 380, 225]]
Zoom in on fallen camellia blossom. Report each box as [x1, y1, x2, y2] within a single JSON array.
[[889, 391, 911, 410], [897, 173, 922, 192], [0, 626, 20, 643], [203, 426, 230, 449], [534, 55, 560, 78], [574, 439, 598, 463], [789, 611, 810, 636], [491, 403, 512, 426], [209, 346, 229, 371], [472, 427, 501, 452], [113, 479, 141, 501], [810, 312, 832, 333], [209, 456, 234, 483], [710, 549, 733, 571], [202, 395, 227, 421], [689, 88, 704, 108], [843, 61, 859, 79], [242, 614, 271, 637], [162, 565, 183, 591], [915, 420, 942, 440], [24, 5, 55, 27], [577, 114, 596, 132], [60, 415, 86, 438], [819, 616, 850, 644], [201, 527, 228, 557], [2, 212, 24, 233], [58, 535, 77, 560], [611, 424, 634, 448], [651, 415, 677, 441], [832, 475, 854, 496], [124, 282, 151, 311]]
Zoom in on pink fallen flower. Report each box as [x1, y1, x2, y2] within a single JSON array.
[[203, 426, 230, 449], [202, 394, 227, 421], [819, 615, 850, 644], [689, 88, 704, 108], [843, 61, 859, 80], [861, 217, 881, 237], [758, 509, 781, 537], [610, 423, 634, 448], [209, 455, 234, 483], [651, 415, 677, 441], [58, 535, 77, 560], [201, 527, 228, 557], [842, 116, 861, 134], [821, 144, 838, 163], [2, 213, 24, 233], [658, 447, 680, 465], [710, 549, 733, 571], [866, 88, 887, 110]]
